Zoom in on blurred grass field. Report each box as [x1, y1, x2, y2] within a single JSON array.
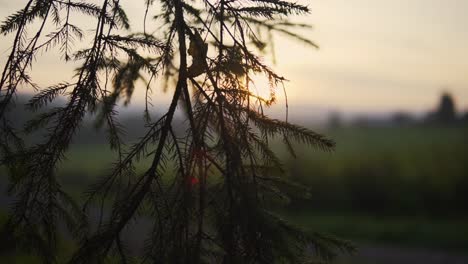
[[283, 125, 468, 215], [53, 125, 468, 249], [279, 125, 468, 250], [2, 125, 467, 262]]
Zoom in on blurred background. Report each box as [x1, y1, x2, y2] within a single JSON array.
[[1, 0, 468, 263]]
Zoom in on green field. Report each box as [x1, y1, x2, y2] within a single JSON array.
[[280, 125, 468, 248], [282, 125, 468, 215], [53, 125, 468, 248], [2, 125, 468, 262]]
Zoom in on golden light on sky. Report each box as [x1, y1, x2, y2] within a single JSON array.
[[1, 0, 467, 116]]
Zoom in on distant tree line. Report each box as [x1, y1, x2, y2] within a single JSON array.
[[329, 92, 468, 128]]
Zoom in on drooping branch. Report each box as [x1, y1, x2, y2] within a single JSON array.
[[0, 0, 356, 263]]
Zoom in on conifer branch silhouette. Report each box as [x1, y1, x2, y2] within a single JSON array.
[[0, 0, 354, 263]]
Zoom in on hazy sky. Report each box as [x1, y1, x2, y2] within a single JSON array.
[[1, 0, 467, 116]]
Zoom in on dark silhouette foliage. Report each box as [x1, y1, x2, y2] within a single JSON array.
[[425, 92, 458, 124], [0, 0, 354, 263], [436, 92, 456, 123]]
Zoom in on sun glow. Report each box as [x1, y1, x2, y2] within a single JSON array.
[[247, 74, 279, 106]]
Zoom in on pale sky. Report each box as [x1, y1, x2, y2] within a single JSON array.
[[1, 0, 467, 117]]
